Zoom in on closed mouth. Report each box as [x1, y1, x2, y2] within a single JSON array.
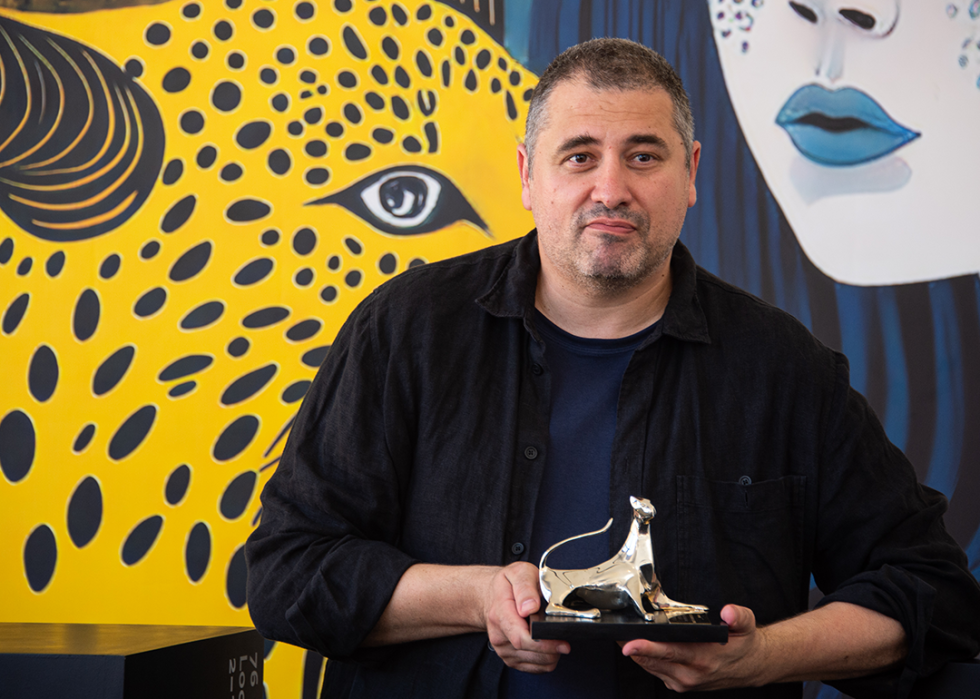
[[776, 85, 919, 167], [585, 218, 636, 233]]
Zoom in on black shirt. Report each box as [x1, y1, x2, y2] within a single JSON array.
[[246, 232, 980, 699]]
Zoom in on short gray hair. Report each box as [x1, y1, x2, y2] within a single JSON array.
[[524, 38, 695, 171]]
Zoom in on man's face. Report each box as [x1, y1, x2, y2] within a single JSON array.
[[518, 79, 700, 293]]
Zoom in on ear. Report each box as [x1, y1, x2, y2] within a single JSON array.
[[517, 143, 532, 211], [687, 141, 701, 209]]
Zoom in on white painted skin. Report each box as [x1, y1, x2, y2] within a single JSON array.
[[710, 0, 980, 285]]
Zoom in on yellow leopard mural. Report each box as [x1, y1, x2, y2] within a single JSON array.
[[0, 0, 535, 695]]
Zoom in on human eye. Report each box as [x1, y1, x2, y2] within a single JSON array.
[[631, 152, 660, 165], [305, 166, 488, 236], [564, 152, 593, 168]]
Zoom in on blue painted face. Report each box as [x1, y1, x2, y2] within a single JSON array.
[[711, 0, 980, 286]]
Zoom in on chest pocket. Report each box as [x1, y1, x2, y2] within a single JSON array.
[[675, 475, 806, 625]]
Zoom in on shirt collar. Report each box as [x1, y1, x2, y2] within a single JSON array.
[[476, 230, 711, 345], [660, 240, 711, 345], [475, 231, 540, 320]]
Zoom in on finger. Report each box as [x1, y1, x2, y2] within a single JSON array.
[[485, 575, 529, 645], [492, 627, 569, 657], [488, 603, 568, 656], [495, 599, 534, 648], [620, 639, 678, 662], [504, 564, 542, 617], [503, 627, 569, 656], [495, 591, 546, 649], [519, 638, 569, 655], [511, 661, 560, 674], [621, 652, 700, 692], [508, 657, 561, 674], [497, 646, 566, 673], [720, 604, 756, 634], [498, 647, 563, 666]]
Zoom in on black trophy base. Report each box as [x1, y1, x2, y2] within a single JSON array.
[[530, 611, 729, 643]]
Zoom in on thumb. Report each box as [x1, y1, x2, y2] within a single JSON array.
[[505, 564, 542, 617], [720, 604, 756, 634]]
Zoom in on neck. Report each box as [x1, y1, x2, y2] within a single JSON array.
[[535, 253, 673, 339]]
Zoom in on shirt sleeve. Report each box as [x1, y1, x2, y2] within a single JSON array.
[[245, 292, 419, 661], [813, 354, 980, 697]]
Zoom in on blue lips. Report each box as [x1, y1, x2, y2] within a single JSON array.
[[776, 85, 919, 167]]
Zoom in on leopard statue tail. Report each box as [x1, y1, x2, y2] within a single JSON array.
[[538, 518, 614, 571]]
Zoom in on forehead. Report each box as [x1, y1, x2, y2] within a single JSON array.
[[538, 80, 678, 145]]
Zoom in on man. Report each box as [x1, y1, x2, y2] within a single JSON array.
[[246, 39, 980, 698]]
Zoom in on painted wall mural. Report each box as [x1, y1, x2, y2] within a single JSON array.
[[711, 0, 980, 286], [2, 1, 978, 698], [0, 0, 532, 694]]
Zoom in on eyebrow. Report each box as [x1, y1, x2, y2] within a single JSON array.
[[556, 134, 600, 154], [555, 133, 670, 155], [626, 134, 669, 149]]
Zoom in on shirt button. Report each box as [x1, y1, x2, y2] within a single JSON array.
[[511, 542, 525, 555], [524, 446, 538, 460], [531, 363, 543, 376], [738, 475, 752, 486]]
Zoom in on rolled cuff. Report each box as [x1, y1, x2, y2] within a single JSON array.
[[286, 538, 419, 662], [815, 564, 936, 698]]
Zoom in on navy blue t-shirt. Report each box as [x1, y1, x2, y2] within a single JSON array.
[[506, 311, 657, 699]]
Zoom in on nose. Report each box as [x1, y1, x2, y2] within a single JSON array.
[[787, 0, 899, 82], [591, 158, 633, 209]]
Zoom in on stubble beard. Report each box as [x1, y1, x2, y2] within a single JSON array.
[[562, 205, 671, 293]]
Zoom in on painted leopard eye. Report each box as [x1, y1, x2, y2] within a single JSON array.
[[363, 169, 440, 228], [305, 165, 488, 236]]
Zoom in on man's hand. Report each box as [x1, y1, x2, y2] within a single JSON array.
[[365, 562, 568, 673], [484, 562, 570, 673], [620, 601, 908, 691], [620, 605, 768, 692]]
